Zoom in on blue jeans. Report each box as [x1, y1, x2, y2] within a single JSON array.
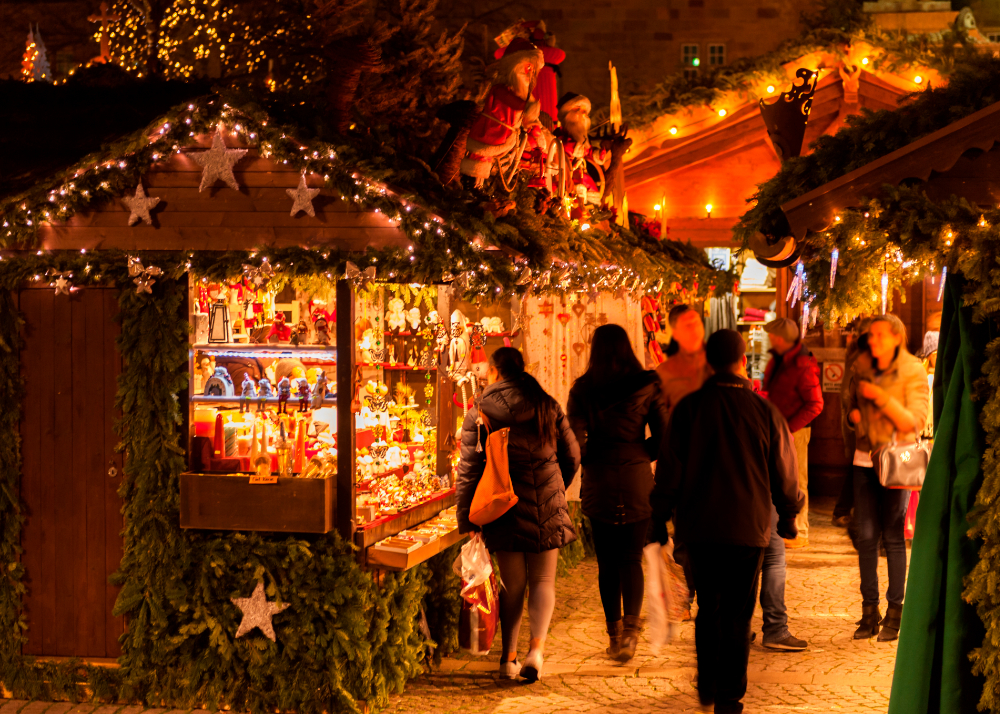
[[853, 466, 909, 607], [760, 507, 790, 643]]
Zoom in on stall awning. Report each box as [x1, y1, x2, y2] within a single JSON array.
[[780, 100, 1000, 238]]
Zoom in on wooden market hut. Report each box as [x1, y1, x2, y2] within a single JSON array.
[[738, 56, 1000, 712], [0, 77, 722, 708], [621, 38, 971, 495]]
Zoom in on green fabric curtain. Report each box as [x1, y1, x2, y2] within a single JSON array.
[[888, 275, 985, 713]]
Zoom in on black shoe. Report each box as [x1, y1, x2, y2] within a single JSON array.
[[832, 514, 852, 528], [854, 604, 881, 639], [750, 631, 757, 643], [763, 634, 808, 651], [878, 603, 902, 642]]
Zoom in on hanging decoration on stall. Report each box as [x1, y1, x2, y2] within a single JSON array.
[[122, 182, 161, 226], [344, 261, 376, 289], [937, 266, 948, 303], [829, 248, 839, 289], [243, 260, 275, 288], [786, 261, 805, 308], [45, 269, 73, 296], [287, 173, 321, 217], [231, 581, 290, 642], [880, 268, 889, 315], [127, 256, 163, 294], [193, 126, 248, 192]]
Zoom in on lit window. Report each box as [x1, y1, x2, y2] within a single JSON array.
[[708, 44, 726, 66]]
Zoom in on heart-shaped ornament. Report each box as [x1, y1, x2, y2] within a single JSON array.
[[572, 342, 586, 356], [572, 303, 586, 317], [557, 313, 571, 326]]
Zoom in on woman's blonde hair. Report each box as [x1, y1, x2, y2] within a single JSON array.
[[869, 314, 909, 351]]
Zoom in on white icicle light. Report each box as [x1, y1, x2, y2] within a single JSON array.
[[881, 271, 889, 314], [830, 248, 839, 289], [937, 266, 948, 302]]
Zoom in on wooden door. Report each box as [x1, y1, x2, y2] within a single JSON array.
[[19, 287, 124, 658]]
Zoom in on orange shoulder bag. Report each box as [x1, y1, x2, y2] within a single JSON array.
[[469, 411, 519, 526]]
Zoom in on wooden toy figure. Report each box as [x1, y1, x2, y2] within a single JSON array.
[[239, 373, 257, 413], [276, 376, 292, 414], [290, 319, 309, 346], [311, 371, 328, 410], [295, 377, 312, 413], [314, 314, 331, 345], [257, 377, 274, 412]]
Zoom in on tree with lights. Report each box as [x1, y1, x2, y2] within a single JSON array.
[[22, 25, 52, 83]]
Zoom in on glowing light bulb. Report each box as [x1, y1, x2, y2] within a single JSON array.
[[705, 204, 713, 216], [861, 57, 869, 65], [718, 108, 727, 117], [654, 204, 662, 212], [766, 85, 775, 93], [914, 75, 923, 84], [669, 126, 678, 135]]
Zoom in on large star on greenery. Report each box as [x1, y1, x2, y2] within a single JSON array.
[[123, 183, 161, 226], [232, 581, 289, 642], [287, 174, 321, 217], [192, 127, 247, 193]]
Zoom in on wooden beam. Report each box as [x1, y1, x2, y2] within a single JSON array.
[[336, 279, 356, 541]]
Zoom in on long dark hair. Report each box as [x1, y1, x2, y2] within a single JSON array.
[[577, 324, 643, 387], [489, 346, 560, 444]]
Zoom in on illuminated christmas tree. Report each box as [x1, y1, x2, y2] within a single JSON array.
[[21, 25, 52, 83]]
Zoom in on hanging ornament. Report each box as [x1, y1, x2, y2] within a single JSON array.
[[516, 266, 533, 285], [786, 261, 805, 308], [128, 256, 163, 294], [344, 261, 376, 288], [48, 270, 72, 296], [122, 183, 161, 226], [287, 173, 321, 217], [937, 266, 948, 303], [800, 299, 810, 339], [242, 261, 275, 288], [829, 248, 839, 289], [192, 126, 247, 192], [231, 581, 290, 642], [880, 270, 889, 315]]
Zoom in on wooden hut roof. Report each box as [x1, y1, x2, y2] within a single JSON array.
[[780, 100, 1000, 238]]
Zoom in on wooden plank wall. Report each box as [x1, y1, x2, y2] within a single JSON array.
[[20, 287, 124, 658], [39, 132, 410, 253]]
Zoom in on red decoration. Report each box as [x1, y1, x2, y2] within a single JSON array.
[[556, 312, 570, 326], [539, 301, 554, 317]]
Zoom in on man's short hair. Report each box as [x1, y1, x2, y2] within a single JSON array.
[[706, 329, 746, 370], [668, 304, 699, 328]]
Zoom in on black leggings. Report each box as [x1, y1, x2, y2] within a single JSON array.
[[591, 518, 650, 622]]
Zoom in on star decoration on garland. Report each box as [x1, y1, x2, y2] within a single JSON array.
[[192, 127, 247, 192], [287, 174, 321, 217], [122, 183, 161, 226], [232, 581, 290, 642]]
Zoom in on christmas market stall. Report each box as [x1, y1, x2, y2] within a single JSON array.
[[0, 59, 725, 711], [736, 54, 1000, 714]]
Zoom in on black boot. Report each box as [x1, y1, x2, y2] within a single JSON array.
[[606, 619, 623, 658], [854, 603, 881, 639], [878, 602, 902, 642]]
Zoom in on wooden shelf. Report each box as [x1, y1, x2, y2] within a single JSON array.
[[192, 343, 337, 358], [737, 320, 768, 326], [357, 362, 437, 371], [356, 490, 456, 548], [366, 526, 466, 571], [191, 395, 336, 406], [739, 287, 776, 293]]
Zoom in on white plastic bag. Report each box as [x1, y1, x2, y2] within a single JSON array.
[[644, 537, 687, 653], [453, 533, 493, 597], [453, 534, 498, 655]]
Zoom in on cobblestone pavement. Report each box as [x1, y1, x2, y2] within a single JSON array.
[[387, 499, 901, 713]]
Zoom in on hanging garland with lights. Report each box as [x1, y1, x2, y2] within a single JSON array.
[[0, 90, 729, 302]]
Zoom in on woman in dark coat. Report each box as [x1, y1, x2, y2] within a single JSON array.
[[456, 347, 581, 683], [567, 324, 669, 661]]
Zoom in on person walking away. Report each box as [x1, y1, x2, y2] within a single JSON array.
[[846, 315, 928, 641], [656, 304, 713, 415], [762, 318, 823, 548], [755, 502, 809, 651], [652, 329, 803, 714], [455, 347, 581, 681], [567, 324, 669, 661]]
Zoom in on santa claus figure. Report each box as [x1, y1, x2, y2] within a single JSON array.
[[460, 38, 544, 185], [493, 21, 565, 125], [555, 93, 610, 209]]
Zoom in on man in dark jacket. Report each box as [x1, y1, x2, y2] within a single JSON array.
[[762, 318, 823, 548], [652, 329, 803, 714]]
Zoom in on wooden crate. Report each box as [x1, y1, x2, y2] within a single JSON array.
[[180, 472, 335, 533]]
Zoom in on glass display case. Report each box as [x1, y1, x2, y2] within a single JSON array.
[[179, 275, 463, 570]]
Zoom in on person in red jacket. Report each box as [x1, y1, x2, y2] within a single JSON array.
[[762, 318, 823, 548]]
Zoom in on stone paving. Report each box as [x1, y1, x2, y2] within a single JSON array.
[[386, 498, 901, 713]]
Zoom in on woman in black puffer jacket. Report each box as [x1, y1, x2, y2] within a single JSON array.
[[567, 324, 669, 661], [456, 347, 580, 683]]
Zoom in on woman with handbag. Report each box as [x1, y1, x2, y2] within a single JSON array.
[[846, 314, 929, 641], [455, 347, 580, 682], [567, 324, 669, 661]]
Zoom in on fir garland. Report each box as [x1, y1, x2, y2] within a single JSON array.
[[0, 89, 731, 302]]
